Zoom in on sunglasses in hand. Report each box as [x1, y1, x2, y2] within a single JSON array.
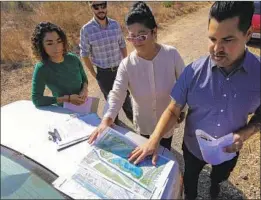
[[92, 2, 107, 10]]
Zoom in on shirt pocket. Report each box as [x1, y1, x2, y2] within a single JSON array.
[[89, 38, 99, 47], [89, 33, 103, 47], [107, 29, 118, 42], [108, 35, 118, 43], [108, 36, 119, 52], [187, 88, 216, 110], [234, 89, 260, 114]]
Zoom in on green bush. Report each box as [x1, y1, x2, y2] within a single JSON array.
[[162, 1, 173, 8]]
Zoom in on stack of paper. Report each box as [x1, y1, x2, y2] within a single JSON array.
[[49, 113, 100, 150], [53, 127, 174, 199], [63, 97, 99, 114], [195, 129, 237, 165]]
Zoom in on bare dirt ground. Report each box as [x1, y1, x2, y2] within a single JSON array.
[[1, 5, 260, 200]]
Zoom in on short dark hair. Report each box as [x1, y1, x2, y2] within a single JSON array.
[[31, 22, 68, 61], [209, 1, 254, 34], [125, 1, 157, 30], [88, 1, 106, 5]]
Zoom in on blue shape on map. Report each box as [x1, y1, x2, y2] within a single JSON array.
[[110, 158, 143, 178], [97, 143, 132, 158], [110, 149, 131, 158]]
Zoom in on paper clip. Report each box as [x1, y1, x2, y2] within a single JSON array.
[[48, 131, 57, 142], [54, 128, 62, 141]]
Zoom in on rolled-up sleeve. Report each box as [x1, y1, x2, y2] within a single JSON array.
[[118, 25, 126, 49], [80, 26, 91, 57], [104, 61, 129, 121], [173, 49, 187, 112], [174, 50, 185, 79], [248, 105, 261, 130], [170, 64, 193, 109]]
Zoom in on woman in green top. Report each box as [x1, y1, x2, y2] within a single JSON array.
[[31, 22, 88, 106]]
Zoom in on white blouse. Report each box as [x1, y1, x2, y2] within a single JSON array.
[[104, 44, 185, 138]]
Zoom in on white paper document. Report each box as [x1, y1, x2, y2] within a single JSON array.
[[195, 129, 237, 165], [53, 166, 141, 199], [63, 97, 99, 114], [53, 127, 174, 199], [49, 113, 99, 150]]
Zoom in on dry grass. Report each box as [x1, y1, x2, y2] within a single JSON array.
[[1, 2, 260, 199], [1, 1, 208, 105], [230, 133, 260, 199], [0, 2, 208, 106], [1, 1, 208, 64]]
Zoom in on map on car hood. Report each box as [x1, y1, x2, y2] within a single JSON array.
[[53, 127, 174, 199]]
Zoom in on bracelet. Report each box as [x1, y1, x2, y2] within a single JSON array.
[[68, 95, 70, 103]]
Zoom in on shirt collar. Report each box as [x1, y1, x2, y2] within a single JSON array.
[[210, 48, 251, 73], [92, 17, 110, 28]]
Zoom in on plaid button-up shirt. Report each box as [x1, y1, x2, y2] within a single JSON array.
[[80, 17, 126, 69]]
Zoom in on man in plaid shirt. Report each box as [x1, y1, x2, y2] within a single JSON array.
[[80, 1, 133, 123]]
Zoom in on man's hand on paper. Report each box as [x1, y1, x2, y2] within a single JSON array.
[[88, 117, 113, 144], [128, 137, 160, 166], [70, 94, 85, 105], [223, 133, 243, 153]]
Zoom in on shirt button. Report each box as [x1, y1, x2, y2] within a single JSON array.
[[226, 78, 230, 81], [223, 94, 227, 97], [217, 123, 221, 127], [220, 109, 224, 112]]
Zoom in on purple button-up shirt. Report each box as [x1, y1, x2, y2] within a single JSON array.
[[170, 49, 260, 160]]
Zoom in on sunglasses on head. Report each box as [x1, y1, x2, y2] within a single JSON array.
[[126, 34, 149, 42], [92, 2, 107, 10]]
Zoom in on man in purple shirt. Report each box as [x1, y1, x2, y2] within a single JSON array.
[[129, 2, 260, 200]]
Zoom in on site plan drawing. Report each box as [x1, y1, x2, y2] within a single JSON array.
[[53, 127, 174, 199]]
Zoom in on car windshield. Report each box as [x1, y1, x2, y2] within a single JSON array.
[[1, 145, 68, 199], [254, 1, 260, 14]]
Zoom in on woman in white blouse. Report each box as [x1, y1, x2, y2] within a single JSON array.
[[89, 2, 186, 150]]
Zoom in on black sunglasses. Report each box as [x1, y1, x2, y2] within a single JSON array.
[[92, 2, 107, 10]]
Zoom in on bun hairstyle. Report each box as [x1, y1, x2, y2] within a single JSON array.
[[125, 1, 157, 30]]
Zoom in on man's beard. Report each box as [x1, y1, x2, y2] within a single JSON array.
[[95, 12, 107, 20]]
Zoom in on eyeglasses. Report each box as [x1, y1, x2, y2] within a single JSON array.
[[126, 34, 149, 42], [92, 2, 107, 10]]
